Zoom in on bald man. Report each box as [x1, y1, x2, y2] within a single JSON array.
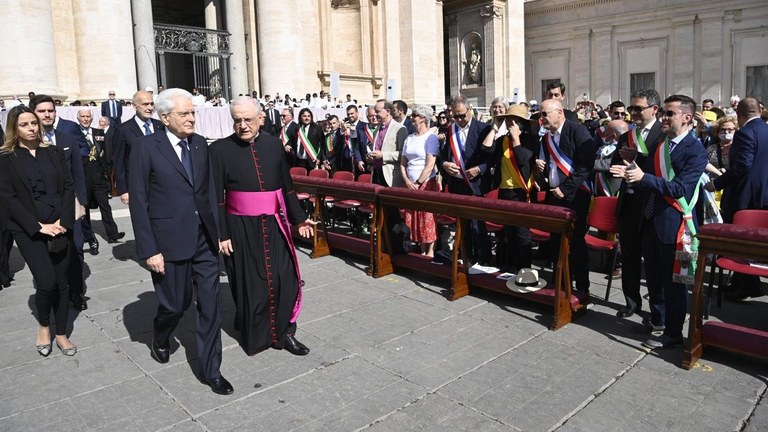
[[535, 99, 596, 295], [709, 96, 768, 300]]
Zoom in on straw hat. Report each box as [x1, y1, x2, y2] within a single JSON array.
[[495, 105, 534, 123]]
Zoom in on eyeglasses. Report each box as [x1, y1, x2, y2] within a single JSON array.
[[539, 110, 559, 118], [169, 111, 195, 118], [234, 118, 256, 125], [627, 105, 652, 114], [662, 110, 681, 118], [108, 93, 115, 96], [280, 114, 290, 118], [611, 111, 625, 117], [438, 116, 447, 120], [452, 111, 468, 119]]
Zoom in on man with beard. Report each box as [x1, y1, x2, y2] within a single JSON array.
[[210, 96, 316, 356]]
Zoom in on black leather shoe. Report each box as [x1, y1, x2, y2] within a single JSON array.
[[283, 335, 310, 356], [107, 232, 126, 243], [201, 376, 234, 395], [150, 339, 170, 364], [616, 306, 637, 318], [88, 240, 99, 255], [71, 294, 88, 311], [642, 334, 683, 350]]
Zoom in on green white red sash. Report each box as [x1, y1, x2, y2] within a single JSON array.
[[594, 172, 616, 196], [364, 125, 376, 150], [653, 137, 700, 285], [280, 126, 289, 145], [297, 126, 318, 162], [448, 123, 472, 188], [325, 133, 334, 155], [543, 133, 591, 193], [627, 127, 649, 156]]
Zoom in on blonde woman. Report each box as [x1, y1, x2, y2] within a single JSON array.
[[0, 106, 77, 356]]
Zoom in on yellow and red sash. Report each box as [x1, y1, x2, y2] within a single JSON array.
[[504, 136, 533, 200]]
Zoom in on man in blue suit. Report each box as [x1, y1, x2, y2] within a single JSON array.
[[708, 96, 768, 300], [100, 90, 123, 126], [439, 95, 493, 265], [129, 88, 233, 395], [614, 95, 707, 349], [535, 99, 596, 295]]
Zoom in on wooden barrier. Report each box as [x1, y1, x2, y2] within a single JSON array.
[[376, 187, 583, 330], [291, 176, 381, 273], [684, 223, 768, 369], [291, 176, 585, 329]]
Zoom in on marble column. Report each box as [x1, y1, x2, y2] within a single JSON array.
[[0, 1, 59, 96], [504, 0, 525, 102], [131, 0, 158, 91], [72, 0, 137, 101], [255, 0, 299, 95], [225, 0, 248, 97]]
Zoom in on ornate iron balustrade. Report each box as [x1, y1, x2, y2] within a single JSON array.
[[154, 23, 231, 54]]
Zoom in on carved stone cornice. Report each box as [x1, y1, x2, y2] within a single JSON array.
[[480, 3, 504, 18], [525, 0, 617, 17], [331, 0, 360, 10]]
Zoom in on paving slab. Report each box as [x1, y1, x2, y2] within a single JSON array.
[[1, 205, 767, 431]]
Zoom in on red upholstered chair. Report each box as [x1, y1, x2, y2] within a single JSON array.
[[330, 171, 358, 230], [307, 169, 330, 216], [581, 196, 620, 301], [353, 174, 374, 236], [290, 167, 308, 177], [706, 209, 768, 317]]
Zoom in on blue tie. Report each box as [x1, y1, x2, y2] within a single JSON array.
[[144, 121, 151, 136], [179, 139, 194, 183], [45, 130, 54, 143]]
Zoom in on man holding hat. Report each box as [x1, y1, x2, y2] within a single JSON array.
[[482, 104, 540, 271]]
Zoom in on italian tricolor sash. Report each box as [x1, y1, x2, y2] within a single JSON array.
[[364, 126, 376, 150], [448, 123, 472, 188], [627, 127, 649, 156], [543, 134, 591, 193], [280, 126, 288, 145], [297, 126, 318, 162], [594, 172, 616, 197], [325, 133, 334, 155], [504, 136, 533, 199], [654, 137, 700, 285]]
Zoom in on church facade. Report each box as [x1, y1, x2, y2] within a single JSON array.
[[1, 0, 765, 108]]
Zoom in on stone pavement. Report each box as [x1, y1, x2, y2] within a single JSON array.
[[1, 202, 766, 432]]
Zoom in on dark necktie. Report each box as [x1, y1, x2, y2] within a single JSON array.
[[110, 100, 116, 118], [179, 139, 194, 183], [144, 121, 152, 136]]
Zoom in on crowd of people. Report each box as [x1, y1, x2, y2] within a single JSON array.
[[0, 81, 766, 392]]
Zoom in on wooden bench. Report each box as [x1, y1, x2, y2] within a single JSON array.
[[684, 223, 768, 368], [291, 175, 381, 273], [375, 187, 584, 330]]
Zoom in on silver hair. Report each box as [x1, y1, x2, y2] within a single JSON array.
[[490, 96, 510, 109], [154, 88, 193, 115], [411, 104, 434, 120], [230, 96, 262, 116]]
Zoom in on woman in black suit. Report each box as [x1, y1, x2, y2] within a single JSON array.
[[0, 106, 77, 356]]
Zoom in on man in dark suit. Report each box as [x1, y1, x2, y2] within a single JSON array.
[[354, 106, 378, 175], [614, 95, 707, 349], [101, 90, 123, 126], [531, 82, 580, 123], [262, 100, 280, 136], [439, 95, 493, 265], [278, 108, 299, 166], [393, 100, 416, 135], [611, 89, 665, 318], [708, 96, 768, 300], [76, 109, 124, 253], [129, 88, 232, 395], [114, 90, 163, 205], [535, 99, 596, 294], [97, 116, 118, 195], [30, 95, 89, 310]]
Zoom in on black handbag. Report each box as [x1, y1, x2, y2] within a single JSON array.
[[47, 235, 68, 254]]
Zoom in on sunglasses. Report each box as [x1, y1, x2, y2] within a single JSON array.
[[611, 111, 625, 117], [627, 105, 652, 114], [452, 111, 468, 119], [662, 110, 681, 118]]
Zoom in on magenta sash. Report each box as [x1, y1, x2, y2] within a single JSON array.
[[226, 190, 303, 322]]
